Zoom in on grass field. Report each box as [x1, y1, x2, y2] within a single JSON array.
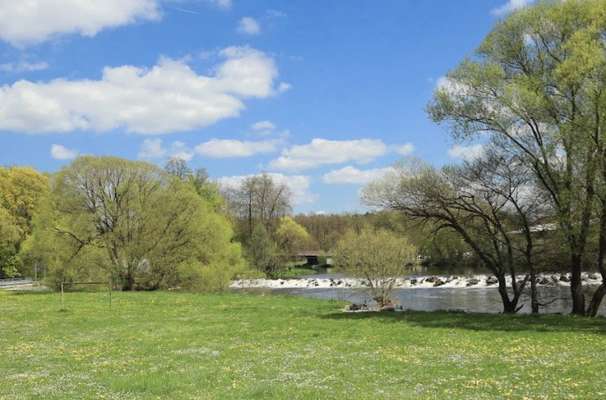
[[1, 290, 606, 399]]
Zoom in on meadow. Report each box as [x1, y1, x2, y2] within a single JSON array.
[[1, 290, 606, 399]]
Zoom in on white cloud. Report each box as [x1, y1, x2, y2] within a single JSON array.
[[270, 138, 387, 171], [251, 120, 275, 132], [322, 166, 396, 185], [0, 61, 49, 73], [50, 144, 78, 160], [217, 173, 316, 205], [237, 17, 261, 35], [277, 82, 292, 93], [0, 47, 280, 134], [170, 141, 194, 161], [139, 138, 166, 159], [448, 144, 485, 162], [395, 143, 415, 156], [138, 138, 193, 161], [0, 0, 160, 47], [266, 9, 287, 18], [195, 139, 280, 158], [213, 0, 232, 9], [491, 0, 533, 16]]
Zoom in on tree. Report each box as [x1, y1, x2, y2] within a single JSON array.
[[294, 213, 370, 252], [0, 166, 49, 237], [275, 216, 311, 256], [428, 0, 606, 315], [246, 224, 280, 277], [0, 206, 21, 277], [222, 173, 292, 240], [164, 158, 192, 179], [31, 156, 244, 291], [0, 166, 48, 277], [334, 228, 416, 307], [363, 154, 542, 314], [164, 159, 223, 211]]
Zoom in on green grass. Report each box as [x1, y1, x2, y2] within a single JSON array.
[[1, 290, 606, 399]]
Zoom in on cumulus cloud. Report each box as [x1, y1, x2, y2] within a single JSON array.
[[322, 166, 396, 185], [237, 17, 261, 35], [0, 61, 49, 73], [138, 138, 193, 161], [491, 0, 533, 16], [269, 138, 387, 172], [195, 139, 280, 158], [395, 143, 415, 156], [448, 144, 485, 162], [0, 47, 280, 134], [217, 173, 316, 205], [139, 138, 166, 159], [0, 0, 161, 47], [251, 120, 275, 132], [50, 144, 78, 160]]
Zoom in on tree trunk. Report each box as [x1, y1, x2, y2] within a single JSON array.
[[570, 254, 586, 315], [530, 269, 539, 314], [586, 210, 606, 317], [587, 283, 606, 317], [122, 271, 135, 291], [497, 274, 517, 314]]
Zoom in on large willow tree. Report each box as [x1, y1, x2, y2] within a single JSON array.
[[32, 156, 244, 291], [429, 0, 606, 316]]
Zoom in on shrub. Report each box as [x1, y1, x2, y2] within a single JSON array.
[[334, 228, 416, 307]]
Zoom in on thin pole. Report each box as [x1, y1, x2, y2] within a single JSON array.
[[108, 277, 112, 310], [60, 282, 65, 311]]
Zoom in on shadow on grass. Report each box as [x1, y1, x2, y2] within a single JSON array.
[[322, 310, 606, 334]]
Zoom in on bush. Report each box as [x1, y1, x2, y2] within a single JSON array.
[[177, 260, 247, 292], [334, 228, 416, 307]]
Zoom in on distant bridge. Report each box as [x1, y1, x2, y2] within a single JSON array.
[[295, 251, 333, 266]]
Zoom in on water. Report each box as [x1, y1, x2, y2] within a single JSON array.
[[268, 286, 600, 315]]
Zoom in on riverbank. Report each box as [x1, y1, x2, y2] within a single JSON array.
[[231, 271, 603, 290], [2, 290, 606, 399]]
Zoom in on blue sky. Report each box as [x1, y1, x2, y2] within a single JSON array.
[[0, 0, 532, 213]]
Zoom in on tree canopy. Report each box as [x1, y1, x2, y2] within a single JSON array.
[[30, 156, 244, 290]]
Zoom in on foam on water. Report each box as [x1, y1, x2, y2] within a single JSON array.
[[231, 272, 603, 290]]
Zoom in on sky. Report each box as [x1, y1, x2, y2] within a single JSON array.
[[0, 0, 533, 214]]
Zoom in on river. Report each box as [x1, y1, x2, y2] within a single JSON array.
[[232, 273, 606, 316]]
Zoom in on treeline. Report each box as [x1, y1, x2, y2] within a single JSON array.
[[294, 212, 473, 269], [0, 159, 319, 288]]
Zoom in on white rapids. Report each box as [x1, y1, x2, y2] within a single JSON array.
[[231, 272, 604, 290]]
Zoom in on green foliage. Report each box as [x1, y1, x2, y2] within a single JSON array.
[[29, 156, 245, 291], [275, 216, 311, 255], [0, 167, 48, 277], [334, 228, 416, 306], [426, 0, 606, 314], [176, 259, 244, 292], [0, 166, 49, 236], [246, 224, 281, 277]]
